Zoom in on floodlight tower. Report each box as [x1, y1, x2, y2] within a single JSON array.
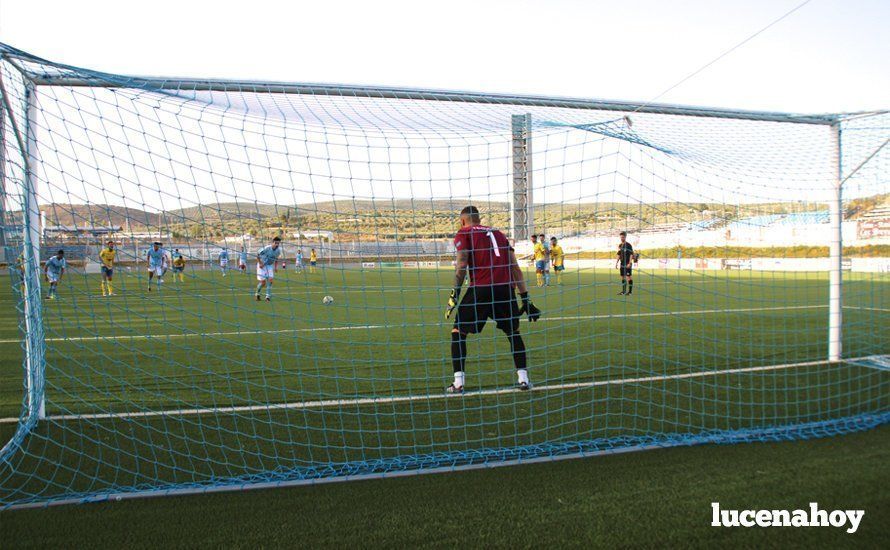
[[511, 114, 533, 242]]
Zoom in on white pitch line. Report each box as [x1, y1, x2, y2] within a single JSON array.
[[15, 276, 833, 302], [0, 323, 390, 344], [43, 280, 747, 303], [0, 304, 828, 344], [0, 357, 845, 424], [844, 305, 890, 313], [545, 304, 826, 323], [189, 287, 440, 299]]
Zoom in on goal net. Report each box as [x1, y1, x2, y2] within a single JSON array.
[[0, 43, 887, 508]]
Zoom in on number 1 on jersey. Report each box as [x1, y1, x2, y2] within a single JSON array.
[[486, 231, 501, 257]]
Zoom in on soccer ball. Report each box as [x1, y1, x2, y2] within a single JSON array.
[[322, 295, 334, 305]]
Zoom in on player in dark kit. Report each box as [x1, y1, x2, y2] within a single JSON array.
[[445, 206, 541, 393], [616, 231, 635, 295]]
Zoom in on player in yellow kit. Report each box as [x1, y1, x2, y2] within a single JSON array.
[[171, 249, 186, 282], [549, 237, 565, 285], [531, 234, 548, 287], [98, 240, 116, 296], [309, 248, 318, 273]]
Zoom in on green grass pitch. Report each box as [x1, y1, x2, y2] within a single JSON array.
[[3, 424, 888, 547], [0, 265, 887, 517]]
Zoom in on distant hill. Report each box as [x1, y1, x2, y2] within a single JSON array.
[[166, 202, 283, 223], [18, 194, 885, 240], [33, 198, 849, 224], [307, 199, 493, 212], [39, 204, 161, 228], [846, 193, 890, 220]]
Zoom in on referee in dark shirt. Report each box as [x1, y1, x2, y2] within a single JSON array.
[[616, 231, 635, 295]]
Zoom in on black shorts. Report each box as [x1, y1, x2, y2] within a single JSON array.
[[454, 284, 520, 335], [620, 266, 633, 277], [101, 266, 113, 277]]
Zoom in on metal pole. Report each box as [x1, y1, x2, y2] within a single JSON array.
[[828, 122, 843, 362], [511, 114, 533, 241], [0, 77, 7, 259], [23, 83, 45, 419]]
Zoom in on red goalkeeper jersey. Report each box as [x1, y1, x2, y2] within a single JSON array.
[[453, 225, 514, 287]]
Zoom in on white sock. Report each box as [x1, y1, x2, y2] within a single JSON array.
[[454, 371, 465, 388], [517, 369, 529, 385]]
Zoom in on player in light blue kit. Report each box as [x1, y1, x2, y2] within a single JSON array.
[[146, 242, 169, 292], [43, 250, 66, 299], [255, 236, 282, 301], [295, 249, 304, 272], [218, 248, 229, 277], [239, 250, 248, 274], [539, 233, 551, 286]]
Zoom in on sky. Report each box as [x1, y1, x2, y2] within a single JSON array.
[[0, 0, 885, 216], [1, 0, 888, 114]]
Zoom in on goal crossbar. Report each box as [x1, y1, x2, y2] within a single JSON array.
[[0, 43, 841, 125]]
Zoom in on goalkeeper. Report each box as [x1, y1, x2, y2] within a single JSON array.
[[445, 206, 541, 393]]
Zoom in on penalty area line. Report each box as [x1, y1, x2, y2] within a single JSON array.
[[0, 357, 853, 424], [0, 304, 828, 344]]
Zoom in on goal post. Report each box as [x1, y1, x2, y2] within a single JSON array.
[[0, 66, 45, 425], [23, 82, 45, 421], [0, 42, 887, 509], [828, 122, 843, 362]]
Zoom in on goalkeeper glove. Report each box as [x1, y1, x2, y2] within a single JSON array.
[[518, 292, 541, 322], [445, 287, 461, 319]]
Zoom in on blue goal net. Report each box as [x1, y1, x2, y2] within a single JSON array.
[[0, 43, 888, 509]]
